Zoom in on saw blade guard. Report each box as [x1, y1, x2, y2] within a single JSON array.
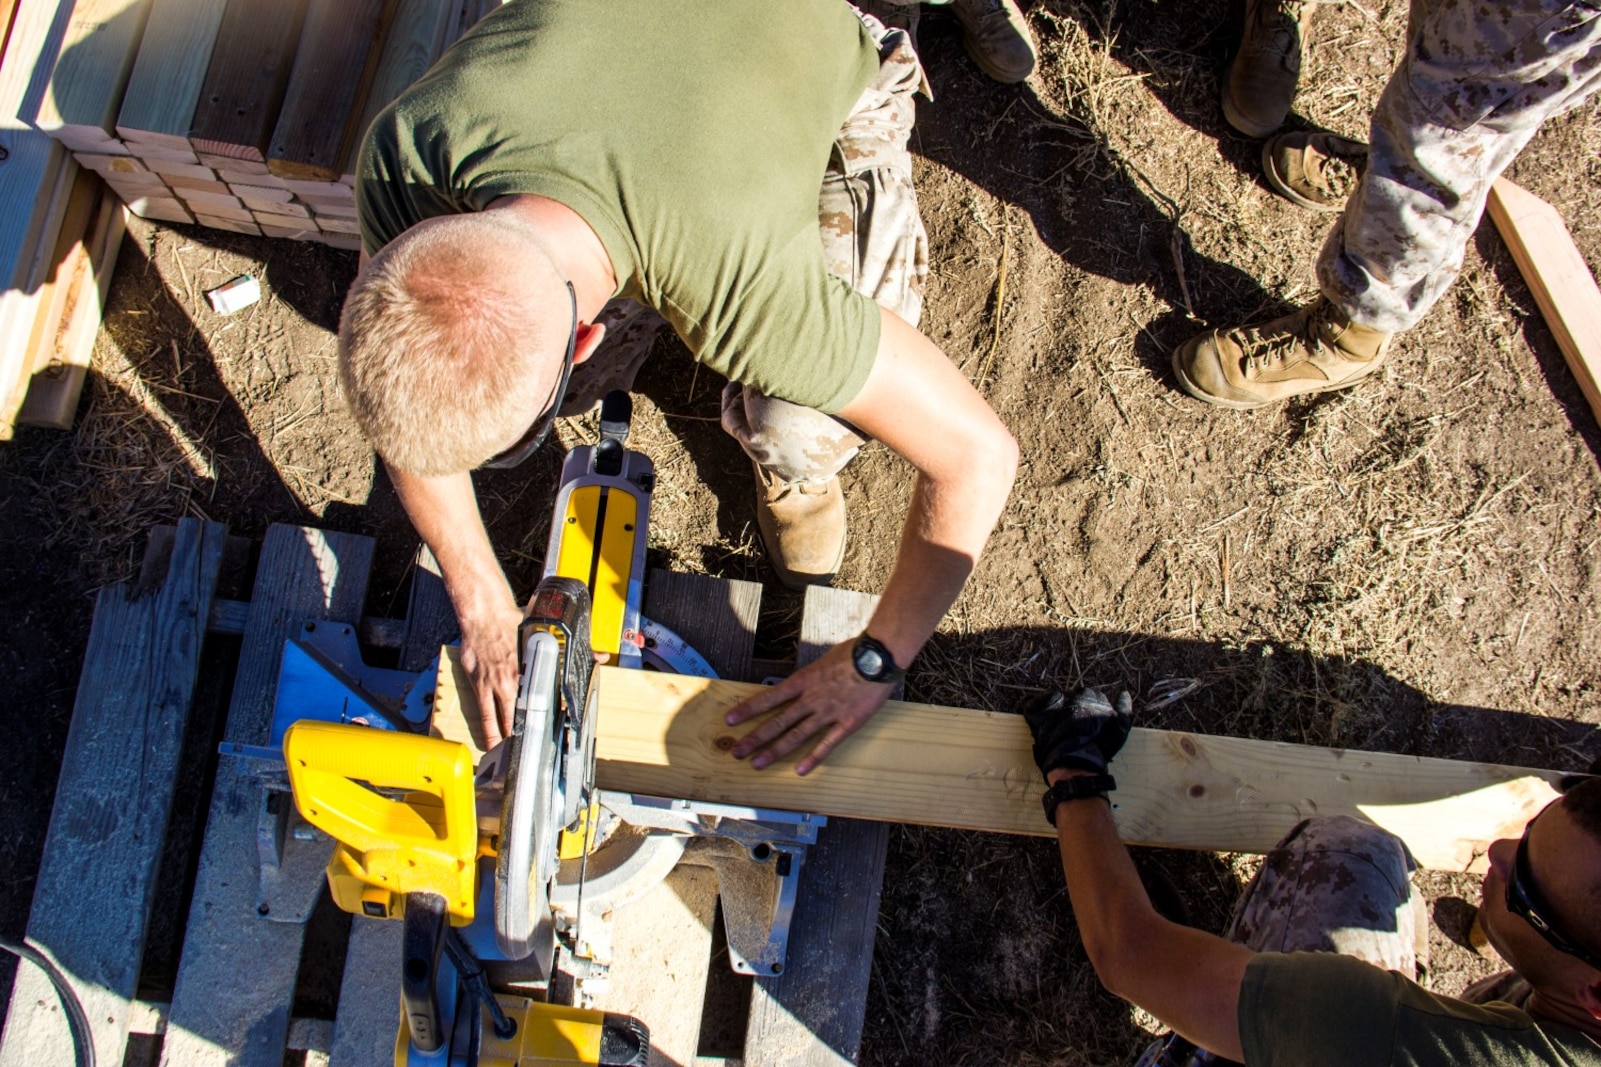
[[493, 577, 597, 969]]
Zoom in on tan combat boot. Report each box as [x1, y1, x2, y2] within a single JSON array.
[[947, 0, 1036, 83], [751, 461, 847, 589], [1263, 130, 1368, 212], [1223, 0, 1315, 137], [1173, 298, 1392, 409]]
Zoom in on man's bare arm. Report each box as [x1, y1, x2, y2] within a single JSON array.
[[388, 465, 521, 747], [726, 306, 1019, 774], [1053, 778, 1253, 1060]]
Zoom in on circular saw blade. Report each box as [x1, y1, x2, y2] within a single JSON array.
[[494, 631, 564, 968]]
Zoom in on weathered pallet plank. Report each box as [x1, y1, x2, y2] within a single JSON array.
[[585, 571, 763, 1067], [161, 525, 376, 1067], [645, 568, 763, 684], [267, 0, 396, 180], [745, 586, 885, 1067], [188, 0, 310, 161], [36, 0, 154, 147], [115, 0, 230, 149], [0, 519, 227, 1067], [345, 0, 450, 171], [328, 545, 455, 1067]]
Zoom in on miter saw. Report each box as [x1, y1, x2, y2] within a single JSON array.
[[232, 392, 823, 1066]]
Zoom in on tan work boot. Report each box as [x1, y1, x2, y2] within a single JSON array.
[[1263, 131, 1368, 212], [751, 461, 847, 589], [1173, 298, 1392, 409], [1223, 0, 1315, 136], [946, 0, 1037, 83]]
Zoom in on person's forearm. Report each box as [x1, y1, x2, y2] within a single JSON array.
[[867, 448, 1015, 666], [1054, 781, 1250, 1060], [1054, 790, 1162, 980], [389, 465, 515, 618]]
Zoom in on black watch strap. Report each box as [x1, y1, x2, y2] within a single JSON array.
[[1042, 774, 1117, 826], [851, 633, 907, 685]]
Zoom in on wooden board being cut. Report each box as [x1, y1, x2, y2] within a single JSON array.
[[1488, 178, 1601, 429], [592, 669, 1559, 872], [434, 656, 1562, 871]]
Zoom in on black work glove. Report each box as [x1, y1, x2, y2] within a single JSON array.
[[1022, 687, 1133, 783]]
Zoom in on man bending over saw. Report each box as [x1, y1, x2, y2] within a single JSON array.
[[337, 1, 1017, 768]]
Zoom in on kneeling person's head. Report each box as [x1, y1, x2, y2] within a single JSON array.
[[338, 213, 572, 476], [1481, 776, 1601, 1017]]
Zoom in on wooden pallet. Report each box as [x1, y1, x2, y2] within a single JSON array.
[[0, 521, 887, 1066]]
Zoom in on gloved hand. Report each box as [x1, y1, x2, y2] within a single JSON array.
[[1022, 687, 1133, 783]]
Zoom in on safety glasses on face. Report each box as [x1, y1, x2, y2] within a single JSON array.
[[480, 281, 578, 470], [1505, 809, 1601, 972]]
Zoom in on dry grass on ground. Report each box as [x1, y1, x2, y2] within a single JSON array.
[[3, 0, 1600, 1064]]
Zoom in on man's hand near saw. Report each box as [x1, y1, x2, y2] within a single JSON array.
[[725, 306, 1018, 775], [389, 466, 522, 748]]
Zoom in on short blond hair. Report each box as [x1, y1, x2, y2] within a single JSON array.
[[338, 213, 569, 475]]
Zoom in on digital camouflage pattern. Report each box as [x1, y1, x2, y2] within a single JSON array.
[[566, 9, 930, 486], [1321, 0, 1601, 332], [1138, 815, 1427, 1067], [1227, 815, 1428, 974]]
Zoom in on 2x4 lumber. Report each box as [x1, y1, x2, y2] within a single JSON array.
[[1487, 178, 1601, 429], [267, 0, 397, 181], [347, 0, 451, 170], [0, 146, 75, 438], [745, 586, 887, 1067], [19, 170, 125, 428], [0, 520, 227, 1067], [115, 0, 230, 149], [162, 526, 376, 1067], [188, 0, 310, 162], [588, 668, 1563, 873], [0, 0, 78, 437], [36, 0, 155, 147]]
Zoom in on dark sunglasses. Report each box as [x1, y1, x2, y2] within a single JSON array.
[[1505, 809, 1601, 971], [480, 280, 578, 470]]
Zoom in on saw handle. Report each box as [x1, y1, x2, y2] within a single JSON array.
[[284, 722, 480, 922]]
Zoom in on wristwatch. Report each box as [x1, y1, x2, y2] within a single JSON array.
[[850, 633, 907, 685], [1041, 774, 1117, 827]]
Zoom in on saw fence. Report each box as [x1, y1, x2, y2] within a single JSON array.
[[0, 519, 886, 1067]]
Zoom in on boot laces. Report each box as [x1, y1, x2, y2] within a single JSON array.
[[1238, 303, 1333, 373]]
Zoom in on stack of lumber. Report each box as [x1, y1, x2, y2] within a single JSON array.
[[0, 0, 495, 437], [42, 0, 499, 245]]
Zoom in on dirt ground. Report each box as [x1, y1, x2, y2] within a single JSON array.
[[3, 1, 1600, 1064]]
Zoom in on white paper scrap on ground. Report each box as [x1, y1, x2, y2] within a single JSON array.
[[205, 275, 261, 315]]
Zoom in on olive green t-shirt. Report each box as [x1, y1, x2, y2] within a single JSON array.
[[356, 0, 884, 414], [1240, 953, 1601, 1066]]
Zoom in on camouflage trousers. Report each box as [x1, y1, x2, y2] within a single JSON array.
[[1139, 816, 1426, 1067], [564, 9, 929, 487], [1226, 815, 1427, 973], [1321, 0, 1601, 333]]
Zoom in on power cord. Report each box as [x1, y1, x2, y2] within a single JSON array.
[[0, 935, 96, 1067]]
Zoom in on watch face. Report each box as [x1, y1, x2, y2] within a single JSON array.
[[855, 645, 885, 678]]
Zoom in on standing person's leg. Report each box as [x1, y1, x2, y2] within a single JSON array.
[[722, 14, 929, 588], [1176, 0, 1601, 409], [1137, 816, 1425, 1066], [856, 0, 1036, 83], [1319, 0, 1601, 334]]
